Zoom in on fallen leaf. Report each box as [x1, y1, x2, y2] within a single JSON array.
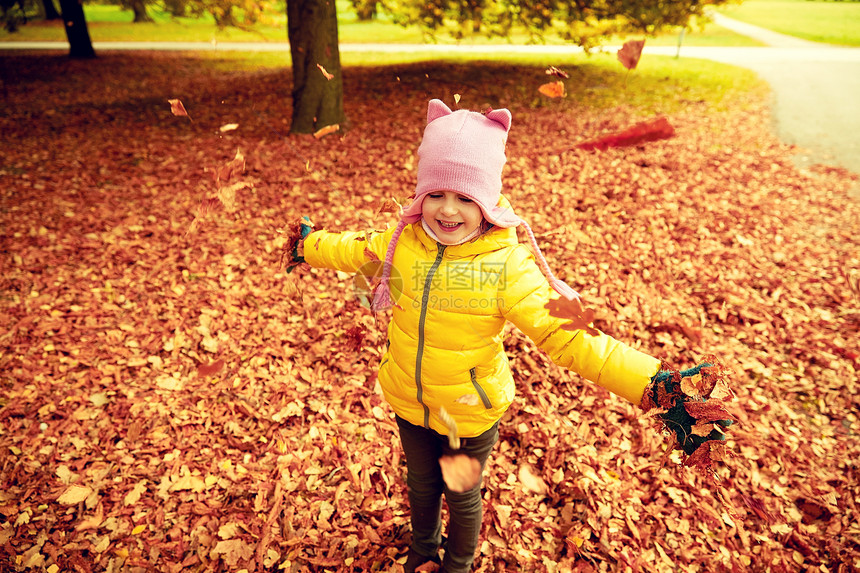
[[57, 485, 93, 506]]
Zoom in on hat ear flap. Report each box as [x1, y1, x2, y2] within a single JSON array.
[[427, 99, 453, 124], [485, 108, 512, 133]]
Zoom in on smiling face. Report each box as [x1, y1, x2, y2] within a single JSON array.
[[421, 191, 485, 245]]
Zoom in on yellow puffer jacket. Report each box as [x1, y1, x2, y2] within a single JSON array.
[[304, 216, 661, 438]]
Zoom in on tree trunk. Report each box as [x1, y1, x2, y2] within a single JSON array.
[[42, 0, 62, 20], [58, 0, 95, 58], [128, 0, 153, 23], [287, 0, 345, 135]]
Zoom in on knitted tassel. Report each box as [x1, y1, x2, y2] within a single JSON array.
[[370, 220, 407, 312], [520, 220, 580, 301]]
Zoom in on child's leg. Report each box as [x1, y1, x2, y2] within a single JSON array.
[[396, 416, 445, 558], [441, 422, 499, 573]]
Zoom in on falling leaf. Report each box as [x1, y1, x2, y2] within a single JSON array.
[[454, 93, 461, 105], [316, 63, 334, 80], [575, 116, 675, 151], [313, 124, 340, 139], [219, 123, 239, 132], [538, 81, 566, 98], [376, 197, 402, 216], [617, 39, 645, 71], [518, 464, 548, 495], [215, 149, 245, 186], [439, 455, 482, 493], [167, 98, 191, 120], [545, 298, 599, 335], [545, 65, 569, 79], [439, 406, 459, 449]]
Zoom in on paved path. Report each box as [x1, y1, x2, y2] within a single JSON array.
[[3, 14, 859, 189]]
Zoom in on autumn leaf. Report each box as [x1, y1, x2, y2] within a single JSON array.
[[167, 98, 191, 120], [197, 359, 224, 377], [219, 123, 239, 133], [518, 464, 548, 495], [215, 149, 245, 186], [538, 81, 566, 98], [575, 116, 675, 151], [545, 65, 569, 79], [57, 485, 92, 506], [617, 39, 645, 71], [313, 124, 340, 139], [376, 197, 402, 217], [545, 298, 599, 335], [439, 455, 481, 493], [316, 63, 334, 80]]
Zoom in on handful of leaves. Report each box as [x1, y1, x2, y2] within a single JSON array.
[[641, 360, 737, 475]]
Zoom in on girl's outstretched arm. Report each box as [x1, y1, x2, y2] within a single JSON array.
[[499, 245, 661, 405]]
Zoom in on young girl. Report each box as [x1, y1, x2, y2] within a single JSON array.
[[290, 99, 732, 573]]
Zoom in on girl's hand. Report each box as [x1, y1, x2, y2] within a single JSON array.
[[283, 216, 314, 273], [642, 362, 737, 458]]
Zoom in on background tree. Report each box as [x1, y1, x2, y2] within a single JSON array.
[[287, 0, 345, 135], [58, 0, 95, 58]]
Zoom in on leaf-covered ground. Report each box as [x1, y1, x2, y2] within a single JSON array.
[[1, 52, 858, 573]]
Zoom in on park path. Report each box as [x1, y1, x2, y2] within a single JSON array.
[[3, 14, 859, 189]]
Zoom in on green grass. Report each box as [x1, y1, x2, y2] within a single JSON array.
[[719, 0, 860, 46], [0, 2, 762, 46]]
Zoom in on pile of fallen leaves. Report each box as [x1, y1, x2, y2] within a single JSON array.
[[1, 51, 858, 573]]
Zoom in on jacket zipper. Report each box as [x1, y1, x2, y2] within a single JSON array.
[[416, 243, 446, 428], [469, 367, 493, 409]]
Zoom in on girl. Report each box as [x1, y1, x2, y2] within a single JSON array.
[[290, 99, 732, 572]]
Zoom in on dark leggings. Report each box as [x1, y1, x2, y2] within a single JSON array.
[[396, 416, 499, 573]]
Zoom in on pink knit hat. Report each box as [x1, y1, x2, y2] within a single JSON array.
[[371, 99, 579, 311]]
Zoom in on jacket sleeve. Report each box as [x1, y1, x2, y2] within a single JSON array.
[[303, 227, 394, 273], [499, 245, 661, 405]]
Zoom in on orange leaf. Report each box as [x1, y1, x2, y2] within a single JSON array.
[[167, 98, 191, 120], [538, 81, 566, 98], [316, 63, 334, 80], [545, 298, 599, 336], [617, 39, 645, 71], [313, 124, 340, 139], [439, 455, 481, 493]]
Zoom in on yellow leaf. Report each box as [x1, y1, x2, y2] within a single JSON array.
[[132, 524, 146, 535], [57, 485, 93, 505]]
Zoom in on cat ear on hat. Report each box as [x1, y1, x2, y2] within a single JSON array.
[[427, 99, 453, 124], [485, 108, 512, 133]]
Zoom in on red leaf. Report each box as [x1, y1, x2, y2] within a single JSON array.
[[684, 401, 737, 424], [617, 39, 645, 71], [575, 116, 675, 151], [545, 298, 599, 336], [197, 359, 224, 377]]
